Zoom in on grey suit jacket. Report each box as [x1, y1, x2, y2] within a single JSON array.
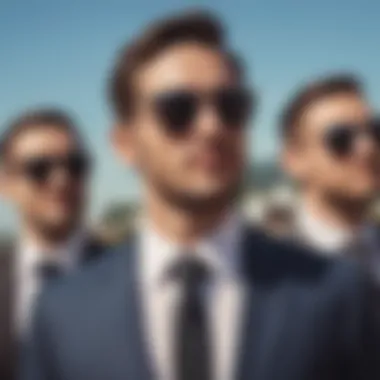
[[21, 229, 380, 380]]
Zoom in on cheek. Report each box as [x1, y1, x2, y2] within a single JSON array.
[[135, 125, 184, 170], [8, 179, 32, 202], [236, 136, 247, 164], [290, 149, 316, 178], [306, 143, 336, 171], [230, 132, 245, 156]]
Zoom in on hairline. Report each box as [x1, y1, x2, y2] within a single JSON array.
[[0, 121, 84, 165], [117, 41, 243, 123], [284, 88, 364, 144]]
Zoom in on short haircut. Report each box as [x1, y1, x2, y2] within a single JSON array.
[[109, 10, 244, 121], [0, 108, 86, 163], [280, 74, 364, 141]]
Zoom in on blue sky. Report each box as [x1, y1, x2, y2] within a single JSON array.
[[1, 0, 379, 232]]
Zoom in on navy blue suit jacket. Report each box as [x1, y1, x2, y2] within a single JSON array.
[[22, 229, 380, 380]]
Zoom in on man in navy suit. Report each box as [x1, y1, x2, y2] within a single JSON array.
[[23, 10, 380, 380], [0, 109, 105, 380], [279, 75, 380, 279]]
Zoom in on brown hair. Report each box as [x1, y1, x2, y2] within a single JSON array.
[[280, 74, 363, 141], [109, 10, 243, 121], [0, 108, 86, 163]]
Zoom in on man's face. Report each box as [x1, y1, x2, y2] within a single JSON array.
[[1, 126, 90, 237], [115, 43, 251, 210], [284, 93, 380, 201]]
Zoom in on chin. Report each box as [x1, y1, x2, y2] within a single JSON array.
[[42, 213, 78, 232], [174, 182, 241, 212]]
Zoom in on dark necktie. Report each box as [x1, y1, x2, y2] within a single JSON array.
[[170, 257, 211, 380]]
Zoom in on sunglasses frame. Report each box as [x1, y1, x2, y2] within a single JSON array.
[[323, 117, 380, 157], [148, 86, 253, 136], [7, 151, 91, 184]]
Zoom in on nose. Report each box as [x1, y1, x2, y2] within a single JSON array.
[[194, 103, 222, 137], [356, 131, 377, 158], [49, 166, 72, 189]]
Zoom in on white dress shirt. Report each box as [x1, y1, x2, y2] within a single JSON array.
[[15, 231, 86, 336], [296, 205, 380, 285], [297, 206, 354, 254], [138, 214, 247, 380], [297, 204, 380, 259]]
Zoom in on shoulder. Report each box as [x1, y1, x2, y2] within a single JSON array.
[[36, 237, 135, 317], [246, 229, 380, 346], [243, 227, 369, 292]]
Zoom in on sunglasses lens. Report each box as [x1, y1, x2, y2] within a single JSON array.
[[19, 153, 89, 184], [215, 87, 252, 127], [325, 126, 355, 156], [25, 159, 52, 183], [66, 154, 90, 179], [154, 91, 197, 134]]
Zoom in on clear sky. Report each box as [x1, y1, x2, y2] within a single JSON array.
[[1, 0, 379, 232]]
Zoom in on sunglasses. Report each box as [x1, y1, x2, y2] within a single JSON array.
[[323, 117, 380, 157], [10, 152, 90, 184], [150, 86, 253, 135]]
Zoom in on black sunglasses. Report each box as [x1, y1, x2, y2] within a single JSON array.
[[151, 86, 253, 135], [323, 117, 380, 157], [11, 152, 90, 184]]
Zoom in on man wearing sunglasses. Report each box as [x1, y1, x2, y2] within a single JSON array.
[[281, 75, 380, 273], [0, 109, 104, 379], [24, 11, 380, 380]]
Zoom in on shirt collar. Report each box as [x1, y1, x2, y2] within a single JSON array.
[[297, 203, 370, 253], [139, 213, 243, 286], [18, 229, 87, 274]]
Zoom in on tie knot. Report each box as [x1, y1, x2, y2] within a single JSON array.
[[167, 256, 210, 286]]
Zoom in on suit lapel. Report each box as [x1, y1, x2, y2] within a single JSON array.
[[235, 229, 284, 380], [123, 240, 154, 380], [234, 228, 259, 380], [94, 238, 154, 380], [235, 229, 321, 380]]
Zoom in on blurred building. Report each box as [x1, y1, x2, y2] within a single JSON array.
[[87, 161, 380, 241]]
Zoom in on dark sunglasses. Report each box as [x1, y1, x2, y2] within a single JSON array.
[[11, 152, 90, 184], [324, 117, 380, 157], [151, 86, 253, 135]]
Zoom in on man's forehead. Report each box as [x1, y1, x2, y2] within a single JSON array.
[[304, 94, 370, 128], [9, 126, 75, 157], [290, 94, 371, 144], [136, 42, 235, 92]]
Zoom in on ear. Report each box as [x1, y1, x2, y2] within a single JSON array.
[[110, 123, 136, 166]]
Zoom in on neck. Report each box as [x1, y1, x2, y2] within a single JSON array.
[[302, 190, 369, 232], [145, 190, 232, 246], [21, 222, 75, 253]]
